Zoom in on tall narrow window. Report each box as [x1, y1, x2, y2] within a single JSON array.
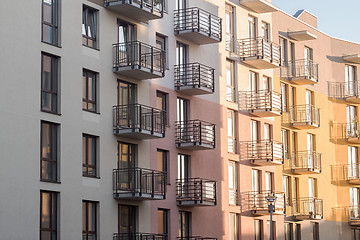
[[249, 71, 258, 92], [225, 4, 235, 52], [283, 175, 291, 205], [40, 191, 58, 240], [280, 83, 288, 112], [226, 59, 236, 102], [262, 22, 270, 41], [179, 211, 191, 238], [248, 15, 257, 39], [42, 0, 60, 46], [178, 154, 190, 180], [82, 5, 98, 48], [229, 161, 237, 205], [345, 65, 357, 96], [279, 37, 288, 65], [295, 224, 301, 240], [41, 121, 59, 182], [312, 222, 319, 240], [118, 205, 137, 234], [265, 172, 273, 192], [229, 213, 239, 240], [83, 134, 98, 177], [158, 209, 169, 236], [83, 69, 98, 113], [156, 33, 168, 68], [254, 219, 263, 240], [227, 109, 236, 153], [252, 169, 260, 193], [83, 201, 97, 240], [41, 53, 59, 114], [157, 149, 169, 184], [176, 42, 188, 65], [118, 80, 136, 106], [156, 91, 169, 126], [285, 222, 293, 240], [281, 129, 289, 159], [177, 98, 189, 122], [267, 220, 276, 240]]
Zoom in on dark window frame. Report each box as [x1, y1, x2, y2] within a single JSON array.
[[118, 204, 137, 234], [83, 200, 98, 240], [156, 33, 168, 68], [41, 52, 60, 114], [157, 149, 169, 184], [41, 0, 60, 46], [82, 5, 98, 49], [40, 121, 59, 183], [83, 69, 98, 113], [179, 211, 191, 238], [158, 208, 169, 236], [40, 190, 58, 240], [156, 90, 169, 126], [82, 134, 98, 178]]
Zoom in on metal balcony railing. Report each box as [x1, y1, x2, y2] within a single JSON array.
[[113, 41, 165, 77], [239, 90, 282, 113], [174, 7, 222, 42], [240, 140, 284, 164], [238, 37, 281, 65], [287, 151, 322, 173], [328, 81, 360, 99], [113, 233, 167, 240], [176, 178, 217, 206], [105, 0, 164, 13], [280, 59, 319, 82], [113, 168, 166, 199], [174, 63, 215, 93], [293, 198, 323, 219], [290, 104, 320, 127], [177, 237, 217, 240], [346, 122, 360, 140], [113, 104, 166, 138], [349, 207, 360, 223], [175, 120, 215, 149], [229, 189, 238, 205], [248, 191, 286, 214]]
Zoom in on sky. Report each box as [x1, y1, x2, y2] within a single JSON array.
[[272, 0, 360, 43]]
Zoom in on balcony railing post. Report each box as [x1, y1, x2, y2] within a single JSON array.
[[200, 179, 203, 203], [199, 121, 202, 144], [208, 13, 212, 37], [139, 168, 142, 196], [152, 170, 155, 198], [151, 46, 154, 73], [198, 63, 201, 88], [151, 108, 154, 134]]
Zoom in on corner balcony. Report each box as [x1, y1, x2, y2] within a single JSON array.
[[174, 63, 215, 95], [113, 104, 166, 139], [238, 37, 281, 69], [113, 41, 165, 80], [328, 81, 360, 103], [240, 140, 284, 166], [239, 0, 278, 13], [177, 237, 217, 240], [113, 233, 167, 240], [293, 198, 323, 220], [248, 191, 285, 215], [239, 90, 282, 117], [345, 123, 360, 143], [280, 59, 319, 85], [113, 168, 166, 200], [287, 151, 322, 174], [174, 7, 222, 45], [176, 178, 216, 206], [104, 0, 164, 22], [349, 207, 360, 226], [175, 120, 215, 150], [290, 105, 320, 129]]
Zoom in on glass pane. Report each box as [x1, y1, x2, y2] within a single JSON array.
[[42, 25, 51, 43], [90, 203, 96, 231], [41, 193, 50, 228], [42, 93, 52, 111], [43, 1, 52, 23], [42, 55, 52, 90], [41, 123, 50, 158], [41, 231, 51, 240], [42, 161, 56, 181]]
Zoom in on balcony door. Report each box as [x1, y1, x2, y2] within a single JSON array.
[[176, 42, 188, 85], [347, 105, 357, 137], [304, 46, 313, 76], [251, 120, 259, 158], [252, 169, 261, 208], [263, 76, 271, 92], [175, 0, 186, 10], [179, 211, 191, 239], [248, 15, 257, 56], [305, 90, 313, 122], [307, 134, 314, 168], [350, 187, 360, 218], [178, 154, 191, 198], [345, 65, 357, 97], [229, 161, 237, 205], [177, 98, 190, 142], [118, 205, 136, 236], [308, 178, 316, 213], [117, 81, 136, 128], [248, 15, 257, 40], [265, 172, 273, 192], [117, 21, 135, 66], [117, 142, 136, 190], [348, 146, 359, 179]]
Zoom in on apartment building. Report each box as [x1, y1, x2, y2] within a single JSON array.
[[1, 0, 360, 239]]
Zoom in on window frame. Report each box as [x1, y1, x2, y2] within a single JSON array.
[[83, 69, 98, 113], [41, 52, 60, 114], [226, 59, 236, 102], [40, 190, 58, 240], [157, 149, 169, 184], [179, 211, 191, 238], [156, 33, 168, 68], [82, 5, 99, 49], [225, 4, 235, 52], [156, 90, 169, 126], [82, 134, 99, 178], [40, 121, 59, 183], [82, 200, 98, 240], [227, 109, 236, 153], [158, 208, 169, 236], [41, 0, 60, 46]]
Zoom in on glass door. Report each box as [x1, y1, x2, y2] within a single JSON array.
[[347, 105, 357, 137], [346, 65, 357, 97], [118, 21, 135, 66], [351, 187, 360, 218], [308, 178, 316, 213], [117, 142, 136, 191], [304, 46, 313, 76], [348, 146, 359, 179], [307, 134, 314, 168], [118, 205, 136, 236], [178, 154, 190, 198], [305, 90, 313, 122], [248, 16, 257, 56]]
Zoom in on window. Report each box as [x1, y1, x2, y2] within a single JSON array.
[[118, 205, 137, 234], [118, 142, 136, 169], [312, 222, 319, 240], [42, 0, 60, 46], [226, 59, 236, 102], [308, 177, 317, 199], [249, 71, 258, 92], [83, 69, 98, 113], [225, 4, 235, 52], [254, 219, 263, 240], [290, 86, 296, 109], [41, 121, 59, 182], [348, 146, 359, 178], [178, 154, 190, 180], [285, 222, 294, 240], [157, 149, 169, 184], [41, 53, 59, 114], [83, 201, 97, 240], [177, 98, 189, 122], [283, 175, 291, 205], [267, 220, 276, 240], [352, 229, 360, 240], [280, 83, 288, 112], [158, 209, 169, 236], [40, 190, 58, 240], [248, 15, 257, 39], [293, 177, 299, 201], [179, 211, 191, 238], [252, 169, 260, 192], [176, 42, 188, 65], [264, 124, 272, 141], [262, 22, 270, 41], [295, 224, 301, 240], [263, 76, 271, 91], [250, 120, 259, 142], [118, 80, 136, 105], [229, 161, 237, 205], [227, 109, 236, 153], [82, 5, 98, 48], [265, 172, 273, 192], [281, 129, 289, 159], [229, 213, 238, 240], [156, 91, 169, 126], [83, 134, 98, 177], [156, 33, 168, 68], [279, 37, 288, 65]]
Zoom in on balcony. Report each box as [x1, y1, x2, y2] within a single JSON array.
[[239, 90, 282, 117], [293, 198, 323, 220], [289, 105, 320, 129], [344, 54, 360, 64], [113, 233, 167, 240], [345, 122, 360, 143], [288, 30, 317, 41], [113, 41, 165, 80], [176, 178, 216, 206], [327, 81, 360, 103], [238, 37, 281, 69], [349, 207, 360, 226], [240, 140, 284, 166], [175, 120, 215, 150], [174, 63, 215, 95], [280, 59, 319, 85], [286, 151, 322, 174], [239, 0, 278, 13], [177, 237, 217, 240], [113, 168, 166, 200], [248, 191, 285, 215], [113, 104, 166, 139], [174, 7, 222, 45], [104, 0, 164, 22]]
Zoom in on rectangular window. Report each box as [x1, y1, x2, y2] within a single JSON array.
[[82, 5, 98, 48], [118, 204, 137, 234], [312, 222, 319, 240], [40, 190, 58, 240], [178, 154, 190, 180], [226, 59, 236, 102], [280, 83, 288, 112], [83, 134, 98, 177], [267, 220, 276, 240], [42, 0, 60, 46], [179, 211, 191, 238], [177, 98, 189, 122], [83, 69, 98, 113], [157, 149, 169, 184], [248, 15, 257, 39], [262, 21, 270, 41], [41, 53, 59, 114], [118, 80, 136, 105], [225, 4, 235, 52], [254, 219, 263, 240], [83, 201, 97, 240], [285, 222, 294, 240], [281, 129, 289, 159], [229, 213, 238, 240], [279, 37, 288, 65], [158, 209, 169, 236], [227, 109, 236, 153], [295, 224, 301, 240], [41, 121, 59, 182], [252, 169, 260, 192], [283, 175, 291, 205], [156, 33, 168, 68], [265, 172, 273, 192], [176, 42, 188, 65], [229, 161, 237, 205], [156, 91, 169, 126]]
